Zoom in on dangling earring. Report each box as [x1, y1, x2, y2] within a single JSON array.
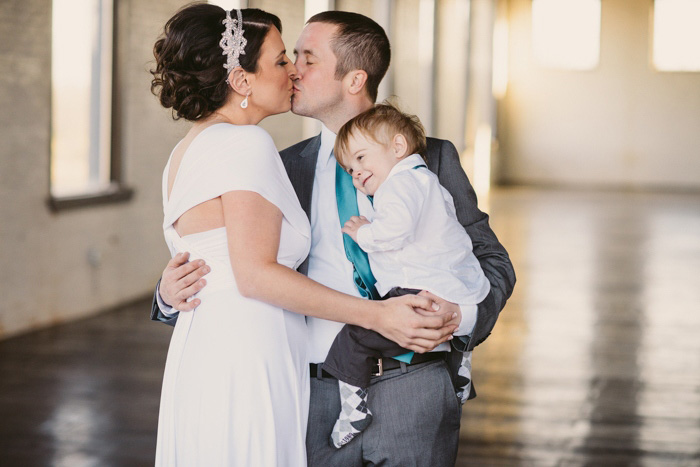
[[240, 92, 249, 109]]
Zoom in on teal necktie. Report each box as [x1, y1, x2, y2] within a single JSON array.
[[335, 160, 380, 300], [334, 160, 414, 363]]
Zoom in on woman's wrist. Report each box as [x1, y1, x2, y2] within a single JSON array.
[[360, 299, 384, 331]]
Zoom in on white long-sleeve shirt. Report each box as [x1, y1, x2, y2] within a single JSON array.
[[356, 154, 490, 313]]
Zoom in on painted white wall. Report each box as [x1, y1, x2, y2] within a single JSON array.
[[0, 0, 192, 339], [500, 0, 700, 189]]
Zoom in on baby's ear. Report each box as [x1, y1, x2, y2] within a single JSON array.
[[392, 134, 408, 159]]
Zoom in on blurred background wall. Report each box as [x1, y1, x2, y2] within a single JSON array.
[[0, 0, 189, 339], [500, 0, 700, 189], [1, 0, 698, 340]]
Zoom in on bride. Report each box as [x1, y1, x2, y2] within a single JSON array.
[[150, 5, 441, 466]]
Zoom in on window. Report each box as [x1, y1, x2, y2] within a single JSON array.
[[532, 0, 601, 70], [653, 0, 700, 71], [50, 0, 131, 210]]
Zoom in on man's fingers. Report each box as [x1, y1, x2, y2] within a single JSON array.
[[167, 258, 209, 280], [445, 313, 461, 327], [175, 265, 210, 290], [403, 343, 430, 353], [167, 252, 190, 269], [412, 311, 456, 330], [404, 327, 456, 353], [175, 279, 206, 304], [403, 294, 439, 313], [409, 324, 455, 342], [161, 256, 209, 307], [415, 314, 444, 329], [175, 298, 200, 312], [403, 332, 452, 353], [418, 289, 443, 302], [413, 306, 441, 318], [406, 338, 444, 353]]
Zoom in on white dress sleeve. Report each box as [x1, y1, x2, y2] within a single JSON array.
[[164, 124, 308, 235]]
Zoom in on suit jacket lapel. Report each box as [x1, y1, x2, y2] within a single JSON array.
[[281, 134, 321, 221], [425, 137, 441, 174], [279, 134, 321, 276]]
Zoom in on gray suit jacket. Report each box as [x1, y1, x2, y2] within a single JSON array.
[[151, 134, 516, 351]]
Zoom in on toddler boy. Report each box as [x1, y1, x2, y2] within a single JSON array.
[[324, 103, 490, 448]]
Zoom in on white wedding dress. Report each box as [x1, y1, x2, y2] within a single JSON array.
[[156, 124, 311, 466]]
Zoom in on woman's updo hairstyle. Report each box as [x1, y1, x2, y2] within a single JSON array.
[[151, 4, 282, 121]]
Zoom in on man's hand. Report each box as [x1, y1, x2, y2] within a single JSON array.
[[372, 294, 458, 353], [161, 252, 210, 311], [417, 290, 461, 329], [341, 216, 370, 242]]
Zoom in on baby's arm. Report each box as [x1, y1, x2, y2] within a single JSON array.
[[341, 215, 370, 242], [345, 175, 425, 253]]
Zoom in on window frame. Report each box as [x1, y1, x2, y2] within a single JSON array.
[[47, 0, 132, 212]]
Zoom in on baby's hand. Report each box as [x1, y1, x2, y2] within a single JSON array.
[[341, 216, 370, 242]]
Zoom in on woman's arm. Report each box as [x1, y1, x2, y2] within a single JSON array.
[[222, 190, 457, 353]]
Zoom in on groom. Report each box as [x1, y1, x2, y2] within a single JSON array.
[[152, 10, 515, 466]]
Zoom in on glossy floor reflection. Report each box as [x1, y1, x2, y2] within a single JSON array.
[[1, 187, 699, 466], [459, 188, 700, 466]]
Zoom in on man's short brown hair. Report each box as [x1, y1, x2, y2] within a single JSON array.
[[307, 11, 390, 103], [335, 103, 427, 170]]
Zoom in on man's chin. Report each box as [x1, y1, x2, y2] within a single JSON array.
[[291, 96, 312, 117], [290, 101, 305, 116]]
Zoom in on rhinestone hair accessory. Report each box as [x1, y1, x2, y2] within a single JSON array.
[[220, 9, 247, 73]]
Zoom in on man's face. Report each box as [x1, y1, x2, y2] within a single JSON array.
[[291, 22, 345, 120]]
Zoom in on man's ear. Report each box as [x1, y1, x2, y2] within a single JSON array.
[[227, 67, 252, 97], [344, 70, 368, 96], [391, 134, 408, 159]]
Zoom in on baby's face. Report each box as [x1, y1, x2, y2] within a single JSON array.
[[343, 131, 402, 196]]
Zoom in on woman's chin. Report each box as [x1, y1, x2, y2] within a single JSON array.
[[275, 101, 293, 115]]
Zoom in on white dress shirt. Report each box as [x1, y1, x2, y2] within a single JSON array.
[[356, 154, 490, 314], [305, 124, 370, 363]]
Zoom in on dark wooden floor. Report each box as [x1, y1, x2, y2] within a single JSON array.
[[1, 187, 699, 466]]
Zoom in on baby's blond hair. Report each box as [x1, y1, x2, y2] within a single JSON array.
[[334, 102, 427, 170]]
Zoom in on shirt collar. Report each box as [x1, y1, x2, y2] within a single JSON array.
[[386, 154, 427, 179], [318, 123, 337, 167]]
